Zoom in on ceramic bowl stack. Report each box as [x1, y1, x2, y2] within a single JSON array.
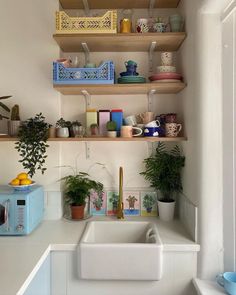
[[149, 52, 183, 83], [118, 60, 146, 84]]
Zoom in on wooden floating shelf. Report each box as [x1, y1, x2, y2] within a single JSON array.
[[0, 137, 187, 142], [53, 82, 186, 95], [59, 0, 181, 9], [53, 33, 186, 52]]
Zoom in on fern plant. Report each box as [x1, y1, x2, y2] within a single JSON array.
[[140, 143, 185, 202], [15, 113, 50, 177]]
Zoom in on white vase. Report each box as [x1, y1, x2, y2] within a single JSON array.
[[8, 121, 21, 136], [56, 127, 69, 138], [157, 200, 176, 221]]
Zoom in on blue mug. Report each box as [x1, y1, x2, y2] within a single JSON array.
[[144, 127, 159, 137], [217, 272, 236, 295]]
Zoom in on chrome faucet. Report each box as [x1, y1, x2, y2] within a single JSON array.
[[117, 167, 124, 219]]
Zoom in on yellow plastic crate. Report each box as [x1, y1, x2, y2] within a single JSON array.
[[56, 10, 117, 34]]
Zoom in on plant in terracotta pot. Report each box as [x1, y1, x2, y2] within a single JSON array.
[[0, 95, 11, 135], [62, 172, 104, 220], [140, 143, 185, 221]]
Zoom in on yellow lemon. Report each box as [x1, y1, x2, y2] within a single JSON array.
[[17, 172, 28, 180], [20, 179, 32, 185], [10, 178, 20, 186]]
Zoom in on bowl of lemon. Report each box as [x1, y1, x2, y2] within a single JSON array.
[[9, 172, 35, 191]]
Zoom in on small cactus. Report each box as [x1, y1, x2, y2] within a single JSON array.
[[11, 104, 20, 121], [106, 121, 117, 131]]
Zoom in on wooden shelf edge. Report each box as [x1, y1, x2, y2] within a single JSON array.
[[0, 137, 187, 142]]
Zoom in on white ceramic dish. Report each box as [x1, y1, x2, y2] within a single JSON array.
[[8, 181, 36, 191], [157, 66, 176, 73]]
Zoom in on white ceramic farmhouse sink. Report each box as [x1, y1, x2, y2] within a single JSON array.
[[77, 221, 163, 281]]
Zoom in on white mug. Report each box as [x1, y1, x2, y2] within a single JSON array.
[[124, 115, 137, 126], [145, 120, 161, 128]]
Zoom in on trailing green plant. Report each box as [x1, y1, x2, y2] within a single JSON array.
[[106, 121, 116, 131], [15, 113, 50, 177], [143, 194, 156, 210], [56, 118, 71, 128], [61, 172, 104, 207], [11, 104, 20, 121], [140, 143, 185, 202], [0, 96, 11, 119]]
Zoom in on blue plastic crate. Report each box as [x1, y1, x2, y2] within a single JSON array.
[[53, 60, 115, 85]]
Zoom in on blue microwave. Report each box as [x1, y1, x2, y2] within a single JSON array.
[[0, 185, 44, 235]]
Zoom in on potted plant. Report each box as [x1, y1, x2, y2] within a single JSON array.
[[61, 172, 104, 219], [140, 143, 185, 221], [106, 121, 117, 138], [90, 123, 99, 136], [143, 194, 156, 213], [8, 104, 21, 136], [0, 95, 11, 135], [15, 113, 51, 177], [70, 120, 84, 137], [109, 192, 119, 213], [56, 118, 71, 138]]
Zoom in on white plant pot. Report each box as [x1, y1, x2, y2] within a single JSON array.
[[157, 200, 176, 221], [8, 120, 21, 136], [107, 131, 117, 138], [56, 127, 69, 138], [0, 119, 9, 135]]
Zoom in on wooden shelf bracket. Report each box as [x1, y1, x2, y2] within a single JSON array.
[[85, 142, 91, 159], [82, 0, 90, 15], [149, 0, 155, 17], [81, 89, 91, 109], [81, 42, 90, 64], [148, 89, 156, 111], [149, 41, 157, 72]]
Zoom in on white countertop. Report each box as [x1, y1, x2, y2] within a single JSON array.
[[0, 216, 200, 295], [193, 278, 226, 295]]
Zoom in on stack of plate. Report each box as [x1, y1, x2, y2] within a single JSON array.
[[149, 72, 183, 83], [118, 76, 146, 84]]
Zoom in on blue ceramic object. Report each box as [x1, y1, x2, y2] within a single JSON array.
[[144, 127, 159, 137], [217, 272, 236, 295], [120, 72, 139, 77]]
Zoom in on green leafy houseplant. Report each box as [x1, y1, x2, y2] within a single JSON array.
[[140, 143, 185, 202], [109, 192, 119, 211], [15, 113, 50, 177], [61, 172, 104, 219], [56, 118, 71, 128]]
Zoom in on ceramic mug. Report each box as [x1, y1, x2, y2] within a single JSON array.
[[165, 113, 177, 123], [138, 112, 154, 124], [161, 52, 173, 66], [121, 126, 142, 138], [144, 127, 159, 137], [56, 58, 71, 68], [153, 23, 166, 33], [136, 18, 149, 33], [217, 272, 236, 295], [124, 115, 138, 126], [145, 120, 161, 128], [165, 123, 182, 137], [84, 63, 96, 68], [170, 14, 184, 32]]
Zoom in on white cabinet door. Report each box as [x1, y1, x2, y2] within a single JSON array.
[[23, 255, 51, 295]]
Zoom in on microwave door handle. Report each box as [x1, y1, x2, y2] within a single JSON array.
[[4, 200, 10, 231]]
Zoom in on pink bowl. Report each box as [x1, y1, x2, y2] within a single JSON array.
[[149, 73, 182, 81]]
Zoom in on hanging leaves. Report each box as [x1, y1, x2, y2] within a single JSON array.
[[15, 113, 50, 177]]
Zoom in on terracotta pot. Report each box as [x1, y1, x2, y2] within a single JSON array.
[[71, 205, 85, 219]]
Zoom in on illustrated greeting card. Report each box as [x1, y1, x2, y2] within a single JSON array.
[[106, 191, 119, 216], [90, 191, 106, 216], [123, 191, 140, 216], [140, 191, 157, 217]]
